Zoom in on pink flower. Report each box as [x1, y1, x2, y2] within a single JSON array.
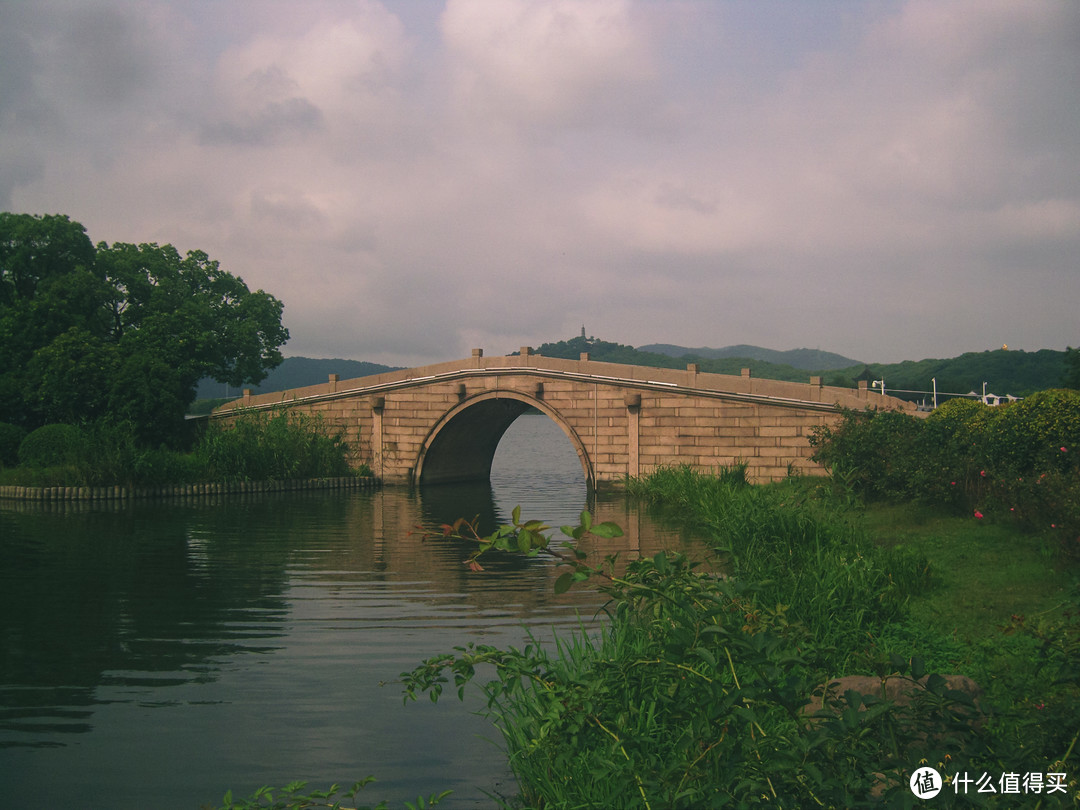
[[950, 481, 956, 486], [1061, 446, 1067, 452], [974, 510, 984, 519], [980, 470, 986, 477]]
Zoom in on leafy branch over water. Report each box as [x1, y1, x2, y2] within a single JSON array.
[[212, 777, 449, 810], [417, 504, 625, 593]]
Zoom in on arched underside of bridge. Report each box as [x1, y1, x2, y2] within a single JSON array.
[[415, 393, 593, 487]]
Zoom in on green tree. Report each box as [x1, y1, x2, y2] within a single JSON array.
[[0, 214, 104, 423], [1065, 346, 1080, 389], [0, 212, 97, 306], [28, 326, 118, 425], [97, 242, 290, 385], [0, 213, 290, 446]]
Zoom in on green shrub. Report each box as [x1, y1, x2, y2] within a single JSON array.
[[807, 408, 928, 500], [18, 423, 86, 468], [0, 421, 26, 467], [195, 408, 352, 482], [3, 410, 359, 488], [811, 393, 1080, 555], [81, 423, 201, 487]]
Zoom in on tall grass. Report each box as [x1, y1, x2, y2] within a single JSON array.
[[628, 465, 930, 665], [195, 409, 353, 482], [0, 409, 360, 487], [407, 552, 994, 808]]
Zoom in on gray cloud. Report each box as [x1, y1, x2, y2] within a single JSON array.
[[201, 95, 324, 146], [3, 0, 1078, 367]]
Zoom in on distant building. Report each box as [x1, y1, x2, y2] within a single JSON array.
[[966, 390, 1021, 406]]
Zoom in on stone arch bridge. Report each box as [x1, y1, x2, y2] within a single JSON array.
[[211, 349, 913, 488]]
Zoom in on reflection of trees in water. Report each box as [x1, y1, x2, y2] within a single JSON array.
[[0, 501, 293, 746], [0, 488, 708, 750]]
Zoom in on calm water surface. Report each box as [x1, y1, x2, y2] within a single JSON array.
[[0, 416, 704, 809]]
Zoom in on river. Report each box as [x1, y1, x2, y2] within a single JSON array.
[[0, 415, 704, 809]]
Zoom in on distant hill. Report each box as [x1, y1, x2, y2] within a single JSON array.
[[834, 349, 1069, 401], [639, 343, 861, 371], [529, 336, 819, 383], [196, 356, 401, 400], [529, 336, 1069, 400]]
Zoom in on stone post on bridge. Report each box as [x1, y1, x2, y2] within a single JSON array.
[[370, 396, 385, 478], [625, 393, 641, 478]]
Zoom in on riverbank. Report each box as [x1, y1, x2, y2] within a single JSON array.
[[402, 466, 1080, 808]]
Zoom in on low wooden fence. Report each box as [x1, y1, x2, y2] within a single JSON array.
[[0, 476, 379, 503]]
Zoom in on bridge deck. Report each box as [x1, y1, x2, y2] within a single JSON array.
[[216, 352, 897, 414], [212, 351, 913, 487]]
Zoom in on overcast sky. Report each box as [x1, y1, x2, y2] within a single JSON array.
[[3, 1, 1078, 367]]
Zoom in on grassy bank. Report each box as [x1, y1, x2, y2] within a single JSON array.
[[862, 502, 1074, 645], [402, 467, 1079, 808], [624, 464, 934, 670]]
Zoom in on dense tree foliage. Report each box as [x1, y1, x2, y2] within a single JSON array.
[[846, 348, 1070, 401], [1066, 346, 1080, 390], [0, 212, 289, 446]]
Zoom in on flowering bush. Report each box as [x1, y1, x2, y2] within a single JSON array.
[[810, 391, 1080, 556]]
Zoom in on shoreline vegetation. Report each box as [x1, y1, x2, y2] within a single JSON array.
[[392, 467, 1078, 809], [0, 408, 371, 495]]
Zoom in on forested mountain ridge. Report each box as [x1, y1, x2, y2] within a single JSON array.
[[196, 356, 401, 399], [844, 349, 1069, 400], [638, 343, 860, 371], [528, 336, 816, 384], [528, 336, 1072, 399]]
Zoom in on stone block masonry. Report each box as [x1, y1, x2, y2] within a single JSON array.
[[213, 352, 915, 489]]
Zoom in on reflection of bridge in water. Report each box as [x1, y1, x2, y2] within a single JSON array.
[[213, 349, 913, 488]]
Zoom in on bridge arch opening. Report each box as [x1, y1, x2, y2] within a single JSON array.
[[414, 393, 594, 488]]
